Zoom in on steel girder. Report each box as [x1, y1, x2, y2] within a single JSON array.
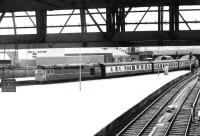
[[0, 31, 199, 47], [0, 0, 200, 12]]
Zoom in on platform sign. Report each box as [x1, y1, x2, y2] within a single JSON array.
[[1, 78, 16, 92]]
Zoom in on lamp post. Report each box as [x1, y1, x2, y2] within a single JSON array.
[[79, 48, 82, 91]]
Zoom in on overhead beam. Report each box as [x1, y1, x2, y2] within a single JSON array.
[[1, 0, 200, 12], [0, 40, 200, 49], [0, 31, 200, 45]]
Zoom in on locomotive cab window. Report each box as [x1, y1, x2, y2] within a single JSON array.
[[90, 68, 95, 75]]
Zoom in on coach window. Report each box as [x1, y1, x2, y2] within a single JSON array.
[[111, 67, 113, 72], [119, 67, 121, 71], [116, 66, 118, 71], [132, 65, 135, 70], [137, 65, 139, 70], [141, 65, 143, 70]]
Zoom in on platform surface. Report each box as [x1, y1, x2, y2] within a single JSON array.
[[0, 71, 189, 136], [0, 77, 35, 82]]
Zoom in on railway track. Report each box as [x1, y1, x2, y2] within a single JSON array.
[[116, 72, 199, 136], [162, 77, 200, 136]]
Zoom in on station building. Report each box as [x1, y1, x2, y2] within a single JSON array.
[[3, 48, 129, 67]]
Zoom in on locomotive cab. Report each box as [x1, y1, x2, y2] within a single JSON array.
[[35, 69, 46, 82], [35, 65, 51, 82]]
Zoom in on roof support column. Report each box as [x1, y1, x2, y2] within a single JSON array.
[[169, 2, 179, 32], [174, 4, 179, 31], [106, 8, 116, 33], [158, 6, 163, 32], [169, 5, 175, 32], [80, 9, 87, 47], [116, 8, 125, 32], [158, 6, 164, 46], [36, 10, 47, 43], [80, 9, 87, 33]]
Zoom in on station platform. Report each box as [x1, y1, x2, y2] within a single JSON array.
[[15, 77, 35, 81], [0, 70, 189, 136], [0, 77, 35, 82]]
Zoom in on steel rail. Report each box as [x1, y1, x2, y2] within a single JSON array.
[[184, 78, 200, 136]]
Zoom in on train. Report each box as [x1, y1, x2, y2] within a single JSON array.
[[35, 58, 199, 82]]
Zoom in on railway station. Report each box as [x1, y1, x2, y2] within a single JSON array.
[[1, 0, 200, 136]]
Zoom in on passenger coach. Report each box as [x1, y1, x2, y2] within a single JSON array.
[[103, 61, 152, 77]]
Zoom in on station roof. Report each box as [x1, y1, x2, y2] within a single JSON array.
[[0, 0, 200, 12]]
